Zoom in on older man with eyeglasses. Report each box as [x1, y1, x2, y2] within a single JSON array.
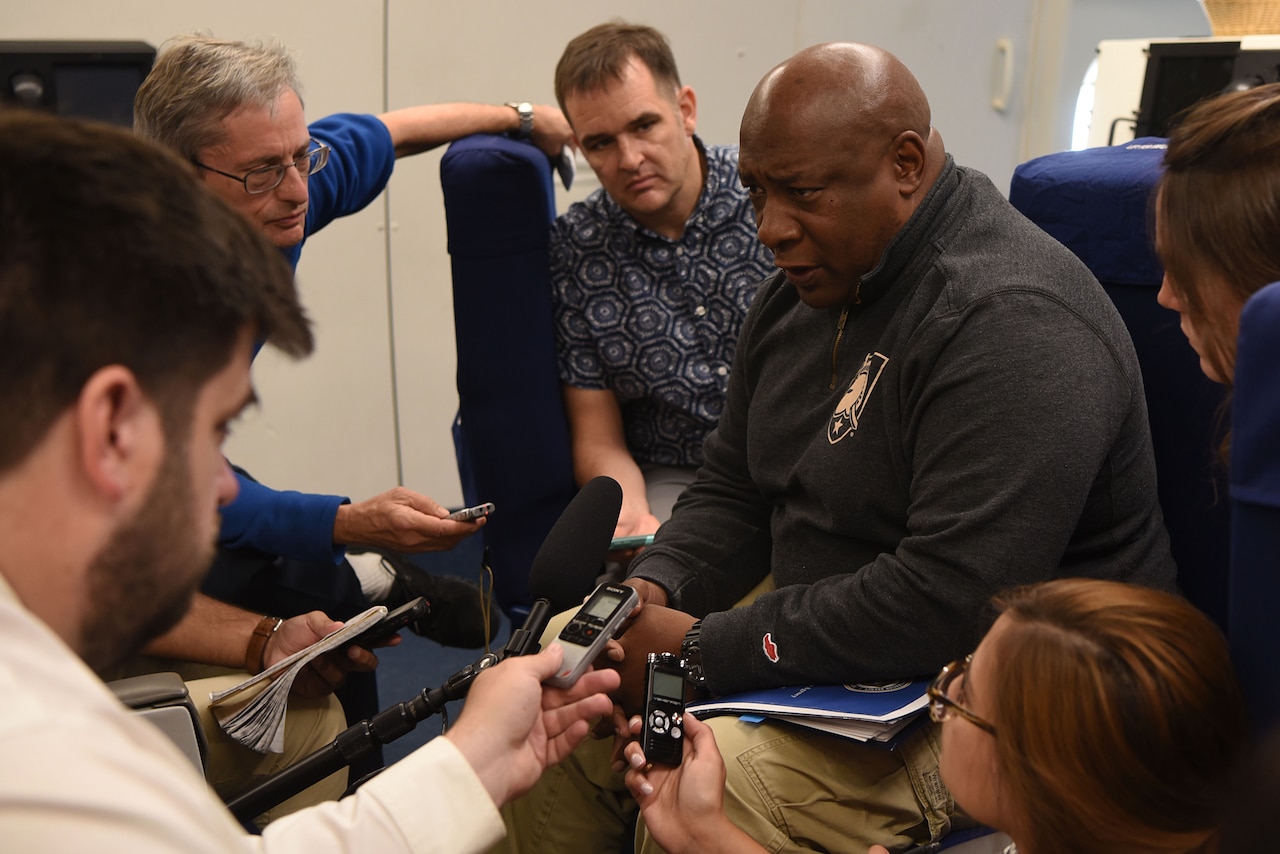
[[188, 135, 330, 250]]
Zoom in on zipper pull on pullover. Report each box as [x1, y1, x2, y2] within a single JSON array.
[[829, 305, 850, 390]]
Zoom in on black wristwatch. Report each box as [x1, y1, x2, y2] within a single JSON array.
[[681, 619, 707, 690], [504, 101, 534, 139]]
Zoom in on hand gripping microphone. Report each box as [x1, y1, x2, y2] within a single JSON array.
[[528, 476, 624, 614]]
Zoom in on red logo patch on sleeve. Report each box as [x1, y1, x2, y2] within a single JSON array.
[[762, 632, 779, 663]]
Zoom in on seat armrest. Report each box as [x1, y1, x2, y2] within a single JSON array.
[[109, 671, 191, 709], [109, 671, 207, 772]]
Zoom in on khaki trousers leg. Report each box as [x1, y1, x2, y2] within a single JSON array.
[[496, 716, 950, 854], [188, 673, 349, 826], [637, 717, 953, 853], [109, 657, 349, 825]]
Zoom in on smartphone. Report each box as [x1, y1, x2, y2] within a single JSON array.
[[608, 533, 655, 551], [547, 582, 639, 688], [345, 596, 430, 648], [641, 652, 687, 766], [445, 502, 495, 522]]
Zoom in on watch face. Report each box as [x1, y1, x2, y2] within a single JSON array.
[[507, 102, 533, 138]]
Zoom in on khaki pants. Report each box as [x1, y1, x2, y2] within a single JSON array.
[[189, 672, 348, 826], [493, 576, 955, 852], [114, 657, 349, 827], [497, 713, 951, 853]]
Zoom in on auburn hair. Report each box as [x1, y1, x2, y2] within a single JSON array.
[[989, 579, 1245, 854]]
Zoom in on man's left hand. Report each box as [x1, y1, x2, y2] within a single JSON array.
[[264, 611, 387, 699]]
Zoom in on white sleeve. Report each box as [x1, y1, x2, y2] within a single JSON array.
[[261, 736, 505, 853]]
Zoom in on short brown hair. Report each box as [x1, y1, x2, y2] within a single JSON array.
[[990, 579, 1244, 854], [0, 111, 312, 473], [134, 34, 302, 161], [1156, 82, 1280, 388], [554, 21, 682, 113]]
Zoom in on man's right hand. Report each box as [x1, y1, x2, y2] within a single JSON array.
[[444, 643, 619, 808], [529, 104, 573, 158], [614, 509, 662, 542], [333, 486, 483, 553]]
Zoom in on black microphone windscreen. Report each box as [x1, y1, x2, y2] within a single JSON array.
[[528, 476, 623, 612]]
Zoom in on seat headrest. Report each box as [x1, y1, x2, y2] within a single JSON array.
[[1010, 139, 1167, 287]]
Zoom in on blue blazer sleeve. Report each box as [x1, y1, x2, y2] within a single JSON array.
[[219, 468, 348, 565]]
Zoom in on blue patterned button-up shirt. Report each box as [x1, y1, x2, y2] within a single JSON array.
[[551, 138, 774, 467]]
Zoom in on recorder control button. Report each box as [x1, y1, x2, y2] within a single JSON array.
[[648, 710, 669, 733]]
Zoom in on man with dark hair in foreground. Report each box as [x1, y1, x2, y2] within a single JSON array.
[[0, 110, 616, 851]]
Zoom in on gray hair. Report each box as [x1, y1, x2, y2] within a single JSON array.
[[133, 34, 303, 160]]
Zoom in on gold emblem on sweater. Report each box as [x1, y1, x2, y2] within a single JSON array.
[[828, 352, 888, 443]]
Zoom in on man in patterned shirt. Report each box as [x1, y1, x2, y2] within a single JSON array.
[[550, 22, 774, 546]]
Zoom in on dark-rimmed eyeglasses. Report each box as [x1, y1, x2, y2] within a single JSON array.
[[928, 654, 997, 736], [192, 140, 330, 194]]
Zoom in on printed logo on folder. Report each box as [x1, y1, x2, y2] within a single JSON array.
[[846, 681, 911, 693]]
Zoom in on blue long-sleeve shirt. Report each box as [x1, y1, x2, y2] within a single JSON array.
[[217, 113, 396, 564]]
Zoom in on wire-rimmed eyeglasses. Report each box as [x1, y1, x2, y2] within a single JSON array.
[[927, 654, 997, 735], [192, 139, 330, 194]]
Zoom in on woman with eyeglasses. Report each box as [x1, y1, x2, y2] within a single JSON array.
[[623, 578, 1245, 854]]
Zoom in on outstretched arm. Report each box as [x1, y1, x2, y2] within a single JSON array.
[[379, 102, 571, 158]]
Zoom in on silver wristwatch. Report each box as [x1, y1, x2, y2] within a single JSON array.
[[504, 101, 533, 139]]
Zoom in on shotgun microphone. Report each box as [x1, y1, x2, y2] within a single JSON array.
[[528, 476, 623, 613]]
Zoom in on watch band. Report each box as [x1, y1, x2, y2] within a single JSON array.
[[246, 615, 283, 675], [504, 101, 534, 140], [681, 619, 706, 688]]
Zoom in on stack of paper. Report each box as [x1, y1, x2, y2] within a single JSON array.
[[209, 605, 386, 753], [687, 680, 930, 743]]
